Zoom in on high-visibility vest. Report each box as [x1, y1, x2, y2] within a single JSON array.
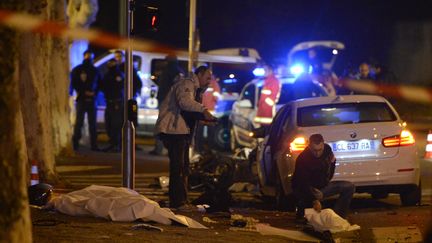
[[202, 79, 221, 112], [255, 74, 281, 124]]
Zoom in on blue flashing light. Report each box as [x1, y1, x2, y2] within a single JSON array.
[[253, 67, 265, 77], [223, 78, 237, 84], [290, 64, 305, 76]]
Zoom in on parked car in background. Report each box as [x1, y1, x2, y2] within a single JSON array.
[[229, 76, 328, 151], [257, 95, 421, 207]]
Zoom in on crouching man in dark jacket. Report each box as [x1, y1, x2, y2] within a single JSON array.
[[292, 134, 355, 221]]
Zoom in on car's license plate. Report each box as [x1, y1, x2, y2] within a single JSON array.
[[332, 140, 374, 152]]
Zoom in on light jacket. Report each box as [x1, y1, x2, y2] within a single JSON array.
[[155, 74, 206, 135], [255, 74, 281, 125]]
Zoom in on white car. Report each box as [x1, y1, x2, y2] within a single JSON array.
[[257, 95, 421, 207], [229, 77, 328, 151]]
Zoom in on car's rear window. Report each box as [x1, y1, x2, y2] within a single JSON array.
[[297, 102, 397, 127]]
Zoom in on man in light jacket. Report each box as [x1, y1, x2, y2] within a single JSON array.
[[155, 66, 216, 210]]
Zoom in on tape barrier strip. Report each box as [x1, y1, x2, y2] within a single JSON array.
[[0, 9, 175, 54], [341, 78, 432, 104], [2, 9, 432, 103]]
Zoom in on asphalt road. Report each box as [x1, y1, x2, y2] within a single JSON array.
[[47, 129, 432, 242]]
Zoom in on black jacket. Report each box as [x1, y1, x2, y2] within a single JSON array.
[[118, 62, 142, 98], [292, 144, 336, 201], [100, 66, 125, 101], [71, 60, 101, 102]]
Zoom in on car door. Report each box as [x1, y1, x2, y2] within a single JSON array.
[[257, 104, 293, 193], [230, 82, 257, 146]]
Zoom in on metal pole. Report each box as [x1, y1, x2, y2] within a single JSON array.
[[188, 0, 196, 73], [122, 0, 135, 189]]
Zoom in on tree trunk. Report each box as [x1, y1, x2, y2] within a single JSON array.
[[0, 2, 32, 242], [19, 0, 71, 184]]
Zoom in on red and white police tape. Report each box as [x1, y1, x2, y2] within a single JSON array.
[[1, 9, 432, 104], [341, 78, 432, 104], [0, 9, 176, 54]]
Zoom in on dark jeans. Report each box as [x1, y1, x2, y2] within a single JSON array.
[[72, 100, 97, 148], [105, 100, 123, 147], [160, 134, 190, 208], [295, 180, 355, 218]]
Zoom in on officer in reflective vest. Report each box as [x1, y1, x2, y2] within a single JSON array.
[[255, 65, 281, 125], [202, 75, 221, 113]]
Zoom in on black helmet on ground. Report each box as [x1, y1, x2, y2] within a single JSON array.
[[28, 183, 53, 206]]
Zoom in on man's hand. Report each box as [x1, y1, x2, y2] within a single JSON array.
[[203, 109, 217, 122], [312, 200, 322, 213]]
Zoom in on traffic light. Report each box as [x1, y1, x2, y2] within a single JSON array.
[[132, 1, 159, 35]]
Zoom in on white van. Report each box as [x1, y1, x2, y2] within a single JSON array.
[[93, 48, 260, 136]]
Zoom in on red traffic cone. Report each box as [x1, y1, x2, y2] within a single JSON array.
[[30, 160, 40, 185], [425, 130, 432, 160]]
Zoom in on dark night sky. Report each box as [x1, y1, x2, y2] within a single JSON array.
[[93, 0, 432, 71]]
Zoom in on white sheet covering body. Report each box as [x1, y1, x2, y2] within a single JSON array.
[[50, 185, 207, 229], [304, 208, 360, 233]]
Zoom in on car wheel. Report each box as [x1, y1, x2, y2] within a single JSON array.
[[210, 121, 230, 151], [399, 181, 421, 206], [275, 173, 296, 212]]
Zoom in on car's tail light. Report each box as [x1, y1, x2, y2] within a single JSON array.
[[290, 136, 307, 152], [382, 130, 415, 147]]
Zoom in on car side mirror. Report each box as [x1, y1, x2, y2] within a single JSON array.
[[238, 99, 252, 108]]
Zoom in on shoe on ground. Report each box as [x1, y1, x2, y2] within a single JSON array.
[[173, 204, 198, 213]]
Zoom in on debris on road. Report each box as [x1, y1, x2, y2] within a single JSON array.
[[372, 226, 423, 242], [255, 223, 320, 242], [132, 223, 164, 232], [230, 214, 259, 229], [159, 176, 169, 189], [229, 182, 256, 192], [202, 217, 218, 224]]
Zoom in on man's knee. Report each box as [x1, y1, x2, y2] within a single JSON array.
[[342, 181, 355, 195]]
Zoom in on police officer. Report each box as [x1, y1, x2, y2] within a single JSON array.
[[100, 59, 124, 152], [71, 50, 101, 151]]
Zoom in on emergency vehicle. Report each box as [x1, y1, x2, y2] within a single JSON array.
[[92, 48, 260, 139]]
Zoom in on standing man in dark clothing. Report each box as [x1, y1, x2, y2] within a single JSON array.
[[100, 59, 124, 152], [71, 50, 101, 151], [155, 66, 216, 210], [114, 50, 142, 99], [292, 134, 355, 220], [149, 55, 184, 155]]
